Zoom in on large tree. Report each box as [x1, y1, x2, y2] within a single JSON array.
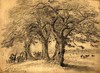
[[1, 0, 100, 66], [32, 0, 100, 65]]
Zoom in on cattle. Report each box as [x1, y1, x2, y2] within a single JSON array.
[[80, 54, 95, 59], [91, 44, 98, 48], [80, 54, 89, 59], [67, 44, 75, 47], [91, 54, 95, 57], [78, 46, 84, 49]]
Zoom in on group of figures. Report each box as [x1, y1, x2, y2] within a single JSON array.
[[7, 51, 42, 64], [7, 51, 27, 63]]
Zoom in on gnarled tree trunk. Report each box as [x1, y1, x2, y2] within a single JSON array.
[[52, 36, 65, 66]]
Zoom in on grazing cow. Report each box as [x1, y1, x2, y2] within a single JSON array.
[[68, 44, 75, 47], [78, 46, 84, 49], [91, 54, 95, 57], [80, 54, 89, 59]]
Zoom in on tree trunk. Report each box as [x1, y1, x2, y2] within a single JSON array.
[[52, 36, 65, 66], [24, 41, 34, 60], [41, 39, 50, 61]]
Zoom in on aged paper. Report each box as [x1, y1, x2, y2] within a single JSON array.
[[0, 0, 100, 73]]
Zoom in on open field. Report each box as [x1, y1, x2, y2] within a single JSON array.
[[0, 49, 100, 73]]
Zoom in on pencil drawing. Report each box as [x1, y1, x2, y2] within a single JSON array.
[[0, 0, 100, 73]]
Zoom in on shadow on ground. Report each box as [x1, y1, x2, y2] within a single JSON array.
[[62, 64, 95, 72]]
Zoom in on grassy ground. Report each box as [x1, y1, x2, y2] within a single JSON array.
[[2, 60, 96, 73], [0, 52, 99, 73]]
